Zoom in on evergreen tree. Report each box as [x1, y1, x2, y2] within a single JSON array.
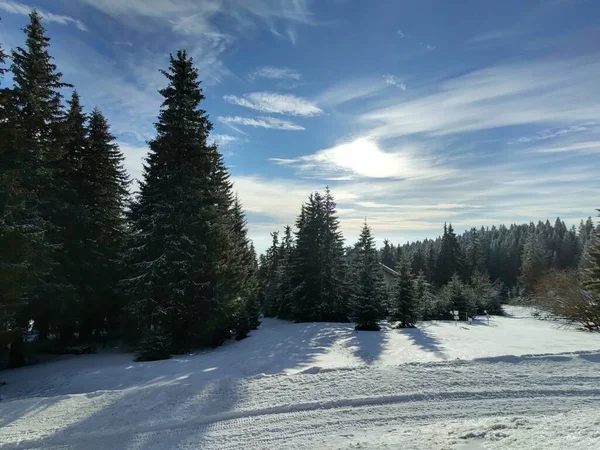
[[262, 231, 281, 316], [441, 274, 473, 318], [381, 239, 395, 268], [519, 233, 546, 292], [276, 225, 295, 319], [390, 254, 418, 328], [3, 12, 69, 359], [582, 213, 600, 297], [290, 193, 324, 321], [123, 50, 243, 354], [319, 187, 349, 321], [435, 223, 463, 286], [0, 38, 46, 366], [228, 195, 260, 339], [51, 91, 88, 345], [80, 108, 129, 340], [351, 222, 386, 331]]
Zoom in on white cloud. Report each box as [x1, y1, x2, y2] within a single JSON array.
[[397, 30, 404, 38], [224, 92, 322, 117], [76, 0, 314, 43], [361, 55, 600, 139], [219, 115, 304, 131], [249, 66, 301, 81], [383, 74, 407, 91], [514, 123, 597, 143], [317, 77, 391, 107], [0, 0, 87, 31], [271, 136, 453, 180], [529, 141, 600, 154], [211, 134, 240, 146]]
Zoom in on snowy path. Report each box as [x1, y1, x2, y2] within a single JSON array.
[[1, 351, 600, 449], [1, 308, 600, 449]]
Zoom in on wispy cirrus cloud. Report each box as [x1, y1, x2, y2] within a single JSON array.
[[224, 92, 323, 116], [360, 55, 600, 140], [219, 115, 304, 131], [0, 0, 87, 31], [513, 123, 598, 143], [249, 66, 301, 81]]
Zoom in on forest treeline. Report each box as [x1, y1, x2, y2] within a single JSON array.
[[1, 13, 599, 368]]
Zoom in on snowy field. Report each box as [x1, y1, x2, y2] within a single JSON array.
[[1, 306, 599, 449]]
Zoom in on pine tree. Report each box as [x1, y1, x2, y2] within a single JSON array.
[[123, 50, 242, 354], [0, 39, 45, 366], [290, 194, 323, 321], [276, 225, 295, 319], [351, 221, 386, 331], [582, 213, 600, 297], [262, 231, 281, 317], [435, 223, 463, 286], [51, 91, 88, 345], [3, 12, 69, 360], [390, 254, 418, 328], [229, 195, 260, 339], [381, 239, 395, 268], [80, 108, 129, 340], [519, 233, 546, 292], [319, 187, 349, 321]]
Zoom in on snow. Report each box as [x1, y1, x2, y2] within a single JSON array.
[[1, 306, 599, 449]]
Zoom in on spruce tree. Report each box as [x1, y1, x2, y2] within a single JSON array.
[[262, 231, 281, 316], [351, 221, 386, 331], [276, 225, 295, 319], [52, 91, 88, 345], [290, 194, 323, 321], [582, 213, 600, 297], [123, 50, 242, 354], [435, 223, 463, 286], [0, 39, 45, 365], [320, 187, 349, 321], [381, 239, 395, 268], [5, 11, 69, 352], [390, 254, 418, 328], [519, 233, 546, 293], [80, 108, 129, 340]]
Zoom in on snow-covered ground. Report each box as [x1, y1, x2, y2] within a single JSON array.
[[1, 307, 599, 449]]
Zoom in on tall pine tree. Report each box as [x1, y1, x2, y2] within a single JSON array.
[[390, 254, 418, 328], [351, 221, 386, 331], [123, 50, 245, 354], [6, 11, 69, 352], [435, 223, 463, 286]]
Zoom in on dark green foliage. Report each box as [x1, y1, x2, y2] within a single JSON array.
[[390, 255, 418, 328], [439, 274, 475, 318], [351, 222, 386, 331], [468, 271, 503, 316], [380, 239, 395, 268], [582, 213, 600, 297], [289, 189, 349, 322], [123, 50, 255, 353], [519, 234, 546, 293], [435, 223, 463, 286], [1, 12, 69, 363], [135, 329, 172, 362]]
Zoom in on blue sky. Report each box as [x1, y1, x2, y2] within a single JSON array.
[[1, 0, 599, 252]]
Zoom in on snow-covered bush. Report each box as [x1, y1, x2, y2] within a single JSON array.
[[534, 269, 600, 331]]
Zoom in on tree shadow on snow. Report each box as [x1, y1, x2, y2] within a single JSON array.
[[400, 326, 449, 360], [345, 323, 390, 365]]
